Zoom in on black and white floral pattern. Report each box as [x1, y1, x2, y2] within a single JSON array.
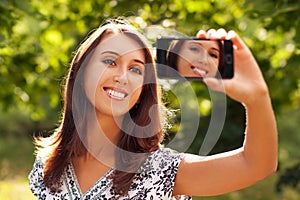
[[29, 148, 192, 200]]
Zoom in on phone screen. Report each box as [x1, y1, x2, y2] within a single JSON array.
[[156, 38, 234, 79]]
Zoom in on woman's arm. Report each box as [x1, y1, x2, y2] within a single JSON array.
[[172, 29, 278, 196]]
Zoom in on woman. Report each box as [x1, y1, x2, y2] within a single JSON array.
[[29, 19, 277, 199], [167, 39, 224, 78]]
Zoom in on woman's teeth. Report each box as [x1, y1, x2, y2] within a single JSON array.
[[105, 89, 127, 99], [193, 68, 208, 76]]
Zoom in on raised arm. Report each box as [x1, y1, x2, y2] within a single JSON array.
[[173, 29, 278, 196]]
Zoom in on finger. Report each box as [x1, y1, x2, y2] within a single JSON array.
[[226, 30, 236, 40], [196, 30, 207, 38], [216, 28, 227, 39], [207, 29, 217, 39], [203, 78, 226, 93], [227, 30, 245, 50]]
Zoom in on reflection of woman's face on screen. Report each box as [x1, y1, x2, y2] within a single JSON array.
[[176, 40, 220, 78]]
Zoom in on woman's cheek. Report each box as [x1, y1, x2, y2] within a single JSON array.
[[84, 65, 106, 106]]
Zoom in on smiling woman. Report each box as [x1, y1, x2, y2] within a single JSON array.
[[83, 33, 146, 117], [29, 19, 178, 199], [28, 18, 277, 200], [167, 39, 223, 78]]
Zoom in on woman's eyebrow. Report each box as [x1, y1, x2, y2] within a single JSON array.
[[189, 41, 220, 52], [133, 59, 145, 65], [100, 50, 120, 56], [101, 50, 145, 65], [189, 41, 202, 46], [211, 47, 220, 52]]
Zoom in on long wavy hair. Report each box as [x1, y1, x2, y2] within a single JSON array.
[[35, 19, 166, 195]]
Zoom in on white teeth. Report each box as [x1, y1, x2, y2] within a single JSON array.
[[106, 89, 126, 99], [193, 68, 207, 76]]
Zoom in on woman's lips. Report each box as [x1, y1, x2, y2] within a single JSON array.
[[103, 87, 128, 100], [191, 66, 208, 77]]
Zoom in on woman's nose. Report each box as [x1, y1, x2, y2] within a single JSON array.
[[113, 68, 128, 85], [198, 53, 209, 65], [198, 52, 213, 67]]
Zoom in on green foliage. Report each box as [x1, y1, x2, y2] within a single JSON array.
[[0, 0, 300, 198], [276, 162, 300, 193], [275, 108, 300, 194], [1, 0, 299, 120], [0, 136, 36, 199], [0, 135, 34, 180]]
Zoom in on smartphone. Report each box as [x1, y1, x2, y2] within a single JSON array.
[[155, 37, 234, 79]]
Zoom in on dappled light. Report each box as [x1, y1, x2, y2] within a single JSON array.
[[0, 0, 299, 199]]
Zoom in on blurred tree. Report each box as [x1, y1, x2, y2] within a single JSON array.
[[0, 0, 299, 196], [1, 0, 299, 119], [241, 0, 300, 195]]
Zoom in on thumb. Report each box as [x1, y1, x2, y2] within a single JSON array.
[[203, 78, 226, 93]]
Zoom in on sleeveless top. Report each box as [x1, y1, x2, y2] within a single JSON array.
[[28, 148, 192, 200]]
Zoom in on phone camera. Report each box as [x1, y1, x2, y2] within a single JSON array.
[[225, 54, 233, 64]]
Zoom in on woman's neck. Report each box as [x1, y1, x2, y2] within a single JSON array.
[[96, 113, 123, 145], [80, 112, 123, 166]]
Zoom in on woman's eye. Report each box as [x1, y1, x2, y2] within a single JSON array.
[[102, 58, 116, 66], [189, 46, 200, 52], [129, 66, 143, 75], [209, 52, 219, 59]]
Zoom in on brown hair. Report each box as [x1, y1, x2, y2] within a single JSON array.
[[35, 19, 166, 195]]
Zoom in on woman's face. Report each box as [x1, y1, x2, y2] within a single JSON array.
[[176, 40, 220, 78], [83, 32, 145, 118]]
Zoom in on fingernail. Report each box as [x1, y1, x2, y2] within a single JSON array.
[[196, 30, 206, 38]]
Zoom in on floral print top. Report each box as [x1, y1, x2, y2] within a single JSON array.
[[29, 148, 192, 200]]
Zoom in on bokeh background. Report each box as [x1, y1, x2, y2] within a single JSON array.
[[0, 0, 300, 199]]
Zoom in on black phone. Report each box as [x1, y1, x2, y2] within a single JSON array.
[[155, 37, 234, 79]]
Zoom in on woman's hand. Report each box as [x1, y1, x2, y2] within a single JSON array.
[[197, 29, 269, 106], [173, 29, 277, 197]]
